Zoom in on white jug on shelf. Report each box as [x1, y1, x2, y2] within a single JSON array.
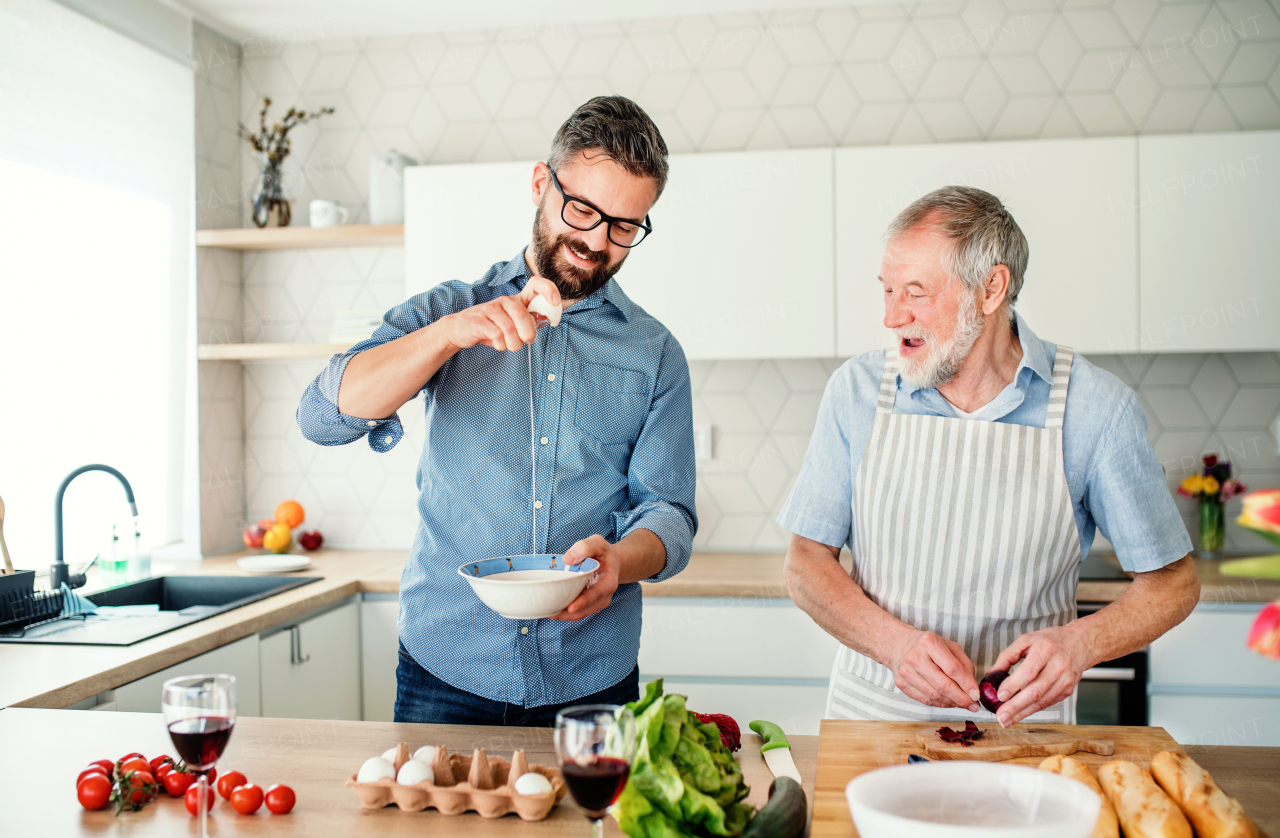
[[369, 150, 417, 225]]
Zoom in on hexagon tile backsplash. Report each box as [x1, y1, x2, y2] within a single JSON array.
[[193, 2, 1280, 554]]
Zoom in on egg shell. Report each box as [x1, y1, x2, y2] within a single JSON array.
[[527, 294, 562, 328], [412, 745, 438, 764], [357, 756, 396, 783], [397, 760, 435, 786], [382, 747, 398, 762], [514, 771, 554, 796]]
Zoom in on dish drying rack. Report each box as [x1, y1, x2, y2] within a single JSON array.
[[0, 571, 67, 636]]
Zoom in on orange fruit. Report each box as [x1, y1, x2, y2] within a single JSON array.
[[275, 500, 304, 528], [262, 523, 292, 554]]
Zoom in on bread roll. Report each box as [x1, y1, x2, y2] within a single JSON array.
[[1096, 760, 1191, 838], [1038, 755, 1118, 838], [1150, 751, 1257, 838]]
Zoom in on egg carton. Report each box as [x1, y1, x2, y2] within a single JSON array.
[[345, 743, 566, 820]]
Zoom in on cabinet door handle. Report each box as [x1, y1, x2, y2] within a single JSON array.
[[288, 625, 311, 665], [1081, 667, 1135, 681]]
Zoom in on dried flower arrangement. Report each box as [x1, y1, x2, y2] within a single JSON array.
[[237, 97, 334, 166]]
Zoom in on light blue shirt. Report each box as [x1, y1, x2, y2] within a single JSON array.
[[777, 314, 1191, 573], [296, 250, 697, 706]]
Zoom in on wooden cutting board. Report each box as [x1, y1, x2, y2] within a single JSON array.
[[811, 720, 1184, 838], [916, 723, 1115, 761]]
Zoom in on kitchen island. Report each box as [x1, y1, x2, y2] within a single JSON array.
[[4, 708, 1276, 837]]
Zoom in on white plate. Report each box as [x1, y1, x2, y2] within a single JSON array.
[[237, 555, 313, 573]]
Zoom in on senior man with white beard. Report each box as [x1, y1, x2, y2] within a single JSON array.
[[778, 186, 1199, 726]]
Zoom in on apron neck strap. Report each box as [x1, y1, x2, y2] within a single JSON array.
[[876, 349, 900, 415], [1045, 346, 1075, 430]]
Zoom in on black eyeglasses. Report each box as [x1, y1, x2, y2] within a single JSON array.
[[547, 168, 653, 248]]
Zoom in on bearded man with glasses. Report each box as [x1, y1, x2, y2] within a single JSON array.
[[296, 96, 695, 726]]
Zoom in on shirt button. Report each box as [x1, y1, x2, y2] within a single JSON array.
[[520, 627, 529, 635], [385, 435, 393, 444], [534, 500, 543, 509], [366, 420, 377, 428], [547, 374, 555, 381], [540, 437, 548, 445]]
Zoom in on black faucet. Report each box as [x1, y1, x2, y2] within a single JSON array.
[[52, 464, 137, 590]]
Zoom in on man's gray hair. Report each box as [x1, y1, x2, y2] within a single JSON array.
[[886, 185, 1029, 309], [548, 96, 669, 199]]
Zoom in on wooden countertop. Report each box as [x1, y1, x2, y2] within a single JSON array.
[[3, 548, 1275, 710], [0, 708, 818, 836]]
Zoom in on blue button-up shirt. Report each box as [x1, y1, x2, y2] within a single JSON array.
[[778, 314, 1191, 573], [296, 249, 697, 706]]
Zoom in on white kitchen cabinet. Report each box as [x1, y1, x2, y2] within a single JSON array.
[[1150, 602, 1280, 746], [835, 138, 1139, 357], [1138, 130, 1280, 352], [405, 159, 538, 296], [259, 601, 361, 721], [361, 594, 400, 722], [640, 598, 838, 736], [111, 634, 261, 716], [405, 150, 837, 360], [618, 149, 835, 359]]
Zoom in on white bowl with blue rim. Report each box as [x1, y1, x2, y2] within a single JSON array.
[[845, 761, 1100, 838], [458, 555, 600, 620]]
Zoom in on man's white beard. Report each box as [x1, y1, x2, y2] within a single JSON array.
[[896, 291, 985, 390]]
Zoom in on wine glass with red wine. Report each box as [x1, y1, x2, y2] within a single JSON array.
[[161, 674, 236, 838], [553, 704, 637, 838]]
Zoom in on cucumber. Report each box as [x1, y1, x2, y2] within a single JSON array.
[[741, 776, 806, 838]]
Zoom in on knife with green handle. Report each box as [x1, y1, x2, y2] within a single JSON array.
[[749, 720, 802, 784]]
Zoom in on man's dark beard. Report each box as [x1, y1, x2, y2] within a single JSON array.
[[530, 203, 624, 301]]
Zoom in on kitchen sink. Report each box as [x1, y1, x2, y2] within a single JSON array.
[[0, 575, 320, 646]]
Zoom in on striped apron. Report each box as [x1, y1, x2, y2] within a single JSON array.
[[827, 346, 1081, 723]]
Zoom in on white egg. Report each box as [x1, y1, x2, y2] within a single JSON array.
[[527, 294, 562, 328], [381, 747, 398, 763], [397, 759, 435, 786], [513, 771, 554, 796], [357, 756, 396, 783], [412, 745, 438, 764]]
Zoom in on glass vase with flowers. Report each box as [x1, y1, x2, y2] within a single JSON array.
[[238, 97, 334, 228], [1178, 453, 1247, 559]]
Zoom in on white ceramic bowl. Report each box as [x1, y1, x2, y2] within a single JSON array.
[[458, 555, 599, 620], [845, 761, 1101, 838]]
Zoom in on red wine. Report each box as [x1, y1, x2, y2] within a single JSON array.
[[561, 757, 630, 816], [167, 716, 234, 770]]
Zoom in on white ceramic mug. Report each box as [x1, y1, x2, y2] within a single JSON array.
[[309, 199, 348, 228]]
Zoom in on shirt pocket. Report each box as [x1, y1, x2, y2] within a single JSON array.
[[573, 362, 651, 446]]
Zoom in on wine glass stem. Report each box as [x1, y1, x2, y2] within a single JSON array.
[[199, 773, 209, 838], [592, 816, 604, 838]]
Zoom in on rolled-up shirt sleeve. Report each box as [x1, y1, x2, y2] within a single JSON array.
[[776, 367, 856, 549], [615, 335, 697, 582], [296, 288, 461, 453], [1084, 391, 1192, 572]]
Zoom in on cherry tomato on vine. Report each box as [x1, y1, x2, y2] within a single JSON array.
[[76, 774, 111, 810], [164, 769, 195, 797]]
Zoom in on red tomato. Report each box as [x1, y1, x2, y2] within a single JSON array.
[[230, 783, 264, 815], [155, 762, 172, 781], [148, 755, 172, 773], [164, 769, 195, 797], [77, 767, 108, 786], [120, 757, 150, 775], [205, 767, 217, 785], [216, 770, 247, 800], [89, 759, 115, 774], [77, 773, 111, 810], [264, 783, 295, 814], [122, 770, 157, 805], [118, 752, 145, 763], [185, 783, 216, 816]]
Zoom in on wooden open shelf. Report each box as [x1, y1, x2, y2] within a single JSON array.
[[197, 342, 354, 361], [195, 224, 404, 251]]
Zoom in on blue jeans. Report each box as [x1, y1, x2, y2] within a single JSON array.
[[394, 641, 640, 726]]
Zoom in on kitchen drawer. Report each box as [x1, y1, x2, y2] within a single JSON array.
[[1150, 694, 1280, 748], [360, 595, 399, 722], [111, 634, 261, 716], [640, 598, 840, 679], [1150, 604, 1280, 689], [659, 678, 829, 737]]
